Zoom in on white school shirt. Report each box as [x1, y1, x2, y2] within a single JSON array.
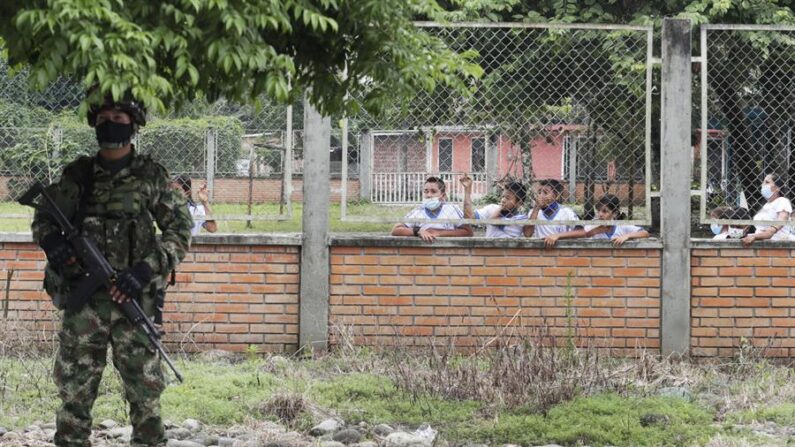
[[474, 204, 527, 238], [189, 202, 206, 236], [403, 203, 465, 232], [584, 223, 644, 240], [753, 197, 792, 240], [532, 203, 579, 238]]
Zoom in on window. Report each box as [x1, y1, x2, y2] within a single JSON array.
[[438, 138, 452, 172], [471, 137, 485, 173]]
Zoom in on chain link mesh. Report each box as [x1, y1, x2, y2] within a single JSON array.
[[342, 24, 653, 225], [700, 27, 795, 227], [0, 58, 293, 226]]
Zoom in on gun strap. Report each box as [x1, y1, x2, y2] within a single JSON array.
[[71, 158, 95, 231]]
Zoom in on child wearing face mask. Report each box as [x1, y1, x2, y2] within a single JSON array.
[[460, 174, 527, 238], [543, 194, 649, 247], [391, 176, 473, 242], [523, 179, 580, 238], [709, 207, 748, 240], [741, 173, 792, 247]]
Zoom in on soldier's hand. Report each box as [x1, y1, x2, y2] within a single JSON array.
[[112, 262, 153, 303], [40, 232, 77, 269]]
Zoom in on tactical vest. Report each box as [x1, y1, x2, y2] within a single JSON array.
[[42, 151, 173, 312]]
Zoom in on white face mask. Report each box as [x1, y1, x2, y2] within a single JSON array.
[[761, 184, 774, 200], [710, 224, 723, 235], [422, 197, 442, 211]]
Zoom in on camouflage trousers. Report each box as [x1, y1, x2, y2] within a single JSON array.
[[53, 293, 165, 447]]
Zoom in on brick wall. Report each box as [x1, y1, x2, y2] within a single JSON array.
[[0, 235, 301, 353], [329, 239, 661, 354], [8, 234, 795, 357], [691, 242, 795, 357]]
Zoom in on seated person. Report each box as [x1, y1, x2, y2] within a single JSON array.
[[391, 176, 473, 242], [523, 179, 580, 239], [543, 194, 649, 247], [741, 173, 791, 247], [460, 174, 527, 238], [709, 206, 748, 240]]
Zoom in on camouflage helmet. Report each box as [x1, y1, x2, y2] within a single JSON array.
[[86, 87, 147, 127]]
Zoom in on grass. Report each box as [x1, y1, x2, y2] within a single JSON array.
[[0, 357, 716, 446], [1, 319, 790, 446], [0, 201, 397, 233]]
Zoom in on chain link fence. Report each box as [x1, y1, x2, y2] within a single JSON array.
[[699, 25, 795, 230], [341, 23, 653, 227], [0, 58, 295, 228]]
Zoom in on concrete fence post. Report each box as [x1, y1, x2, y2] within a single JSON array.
[[359, 130, 372, 200], [299, 92, 331, 352], [660, 18, 692, 355], [205, 128, 217, 202]]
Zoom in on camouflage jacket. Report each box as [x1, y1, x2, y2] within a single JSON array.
[[32, 149, 193, 299]]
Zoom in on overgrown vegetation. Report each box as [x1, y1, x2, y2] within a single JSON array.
[[2, 317, 795, 446]]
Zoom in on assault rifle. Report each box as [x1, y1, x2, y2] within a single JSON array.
[[19, 181, 183, 383]]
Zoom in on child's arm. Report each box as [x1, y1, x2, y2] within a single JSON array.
[[523, 205, 540, 237], [611, 229, 650, 247], [197, 184, 218, 233], [417, 225, 473, 242], [544, 228, 588, 248], [460, 174, 475, 219], [391, 223, 416, 237], [584, 225, 610, 237]]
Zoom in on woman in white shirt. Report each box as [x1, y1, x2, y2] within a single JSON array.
[[741, 174, 791, 247]]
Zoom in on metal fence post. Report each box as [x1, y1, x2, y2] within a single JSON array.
[[359, 130, 372, 200], [50, 126, 63, 184], [205, 128, 217, 202], [485, 132, 497, 192], [661, 18, 692, 356], [299, 91, 331, 352]]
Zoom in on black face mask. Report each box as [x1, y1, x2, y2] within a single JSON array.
[[95, 121, 134, 149]]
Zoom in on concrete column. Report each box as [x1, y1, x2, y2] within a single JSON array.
[[205, 128, 217, 201], [299, 92, 331, 352], [660, 18, 692, 356], [359, 130, 372, 200]]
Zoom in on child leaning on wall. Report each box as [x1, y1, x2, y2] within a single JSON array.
[[709, 206, 748, 240], [523, 179, 580, 239], [460, 174, 527, 238], [391, 176, 473, 243], [543, 194, 649, 247]]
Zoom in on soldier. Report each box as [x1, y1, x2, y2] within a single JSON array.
[[31, 91, 193, 447]]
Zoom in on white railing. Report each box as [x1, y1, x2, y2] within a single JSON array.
[[371, 172, 488, 204]]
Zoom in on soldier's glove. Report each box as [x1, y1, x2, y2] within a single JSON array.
[[40, 232, 75, 270], [115, 262, 153, 301]]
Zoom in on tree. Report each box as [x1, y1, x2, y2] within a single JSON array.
[[0, 0, 482, 117], [430, 0, 795, 216]]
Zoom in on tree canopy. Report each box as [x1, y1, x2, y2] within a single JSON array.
[[0, 0, 483, 116]]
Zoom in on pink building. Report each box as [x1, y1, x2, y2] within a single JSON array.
[[362, 125, 644, 204]]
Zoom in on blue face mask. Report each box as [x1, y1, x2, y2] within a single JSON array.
[[423, 197, 442, 211], [710, 224, 723, 235]]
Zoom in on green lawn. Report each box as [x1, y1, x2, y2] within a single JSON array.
[[0, 201, 398, 233]]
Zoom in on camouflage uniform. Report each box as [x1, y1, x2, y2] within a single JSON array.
[[32, 149, 193, 447]]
